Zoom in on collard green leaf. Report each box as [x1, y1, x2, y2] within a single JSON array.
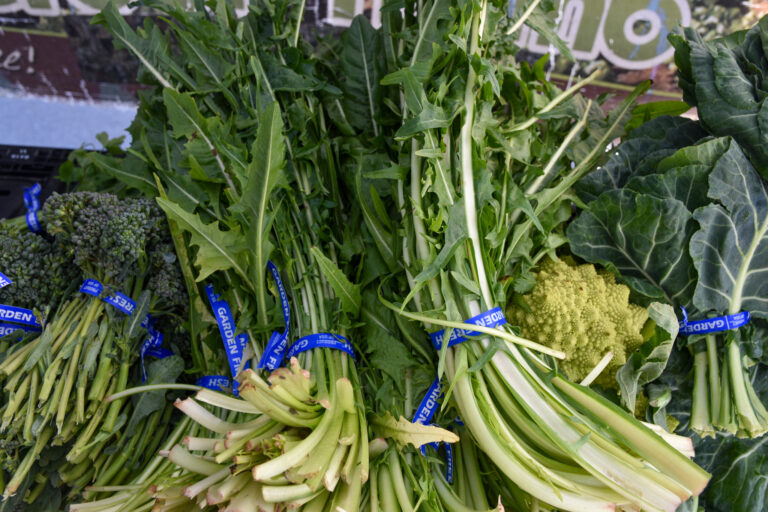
[[125, 355, 184, 435], [310, 247, 361, 317], [624, 101, 692, 134], [695, 434, 768, 512], [671, 18, 768, 174], [625, 166, 711, 213], [575, 116, 706, 203], [617, 303, 678, 412], [340, 16, 381, 135], [567, 190, 696, 307], [690, 140, 768, 317], [156, 197, 248, 284]]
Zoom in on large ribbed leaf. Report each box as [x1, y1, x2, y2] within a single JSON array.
[[690, 141, 768, 317], [567, 189, 696, 306]]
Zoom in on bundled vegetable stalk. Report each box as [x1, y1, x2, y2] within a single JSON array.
[[335, 0, 711, 510], [0, 192, 187, 500], [64, 0, 378, 508]]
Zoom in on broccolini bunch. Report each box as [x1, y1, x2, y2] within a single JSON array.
[[0, 191, 188, 501]]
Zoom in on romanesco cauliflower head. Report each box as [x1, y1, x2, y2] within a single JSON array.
[[507, 258, 648, 388]]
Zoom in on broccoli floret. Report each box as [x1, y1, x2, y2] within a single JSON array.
[[42, 192, 164, 285], [0, 225, 80, 310], [39, 191, 186, 316], [147, 241, 187, 311], [507, 258, 649, 388]]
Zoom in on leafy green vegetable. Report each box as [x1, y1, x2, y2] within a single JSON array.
[[690, 141, 768, 318], [125, 355, 184, 434], [567, 189, 696, 305], [575, 115, 707, 203], [617, 303, 678, 412], [670, 17, 768, 175], [371, 412, 459, 448]]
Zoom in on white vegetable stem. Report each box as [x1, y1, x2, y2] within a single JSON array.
[[460, 7, 493, 311], [579, 351, 613, 386]]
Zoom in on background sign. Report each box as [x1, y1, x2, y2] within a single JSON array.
[[0, 1, 765, 138]]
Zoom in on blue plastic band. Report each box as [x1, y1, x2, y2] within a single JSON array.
[[24, 184, 42, 233], [413, 377, 443, 456], [414, 377, 442, 425], [196, 375, 232, 392], [0, 272, 11, 289], [258, 261, 291, 371], [79, 279, 103, 297], [140, 324, 165, 382], [429, 307, 507, 350], [0, 304, 40, 327], [79, 280, 137, 315], [145, 347, 173, 359], [285, 333, 355, 360], [26, 211, 41, 233], [103, 290, 136, 315], [23, 183, 41, 211], [0, 322, 41, 337], [445, 442, 454, 484], [679, 307, 751, 335], [205, 284, 250, 393], [454, 417, 464, 426]]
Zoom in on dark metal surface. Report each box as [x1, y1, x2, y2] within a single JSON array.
[[0, 145, 69, 218]]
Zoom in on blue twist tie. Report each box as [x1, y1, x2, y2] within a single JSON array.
[[24, 184, 42, 233], [258, 261, 291, 371], [196, 375, 232, 392], [0, 272, 12, 289], [0, 304, 41, 327], [430, 307, 507, 350], [205, 284, 250, 393], [679, 307, 751, 335], [285, 333, 355, 360]]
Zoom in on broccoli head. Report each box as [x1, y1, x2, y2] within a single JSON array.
[[42, 192, 165, 284], [507, 258, 649, 389], [0, 225, 80, 310]]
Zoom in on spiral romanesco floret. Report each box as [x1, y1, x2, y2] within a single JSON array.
[[507, 258, 649, 388]]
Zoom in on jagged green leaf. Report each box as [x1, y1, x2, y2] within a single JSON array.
[[371, 412, 458, 448], [156, 197, 248, 285], [310, 247, 361, 316]]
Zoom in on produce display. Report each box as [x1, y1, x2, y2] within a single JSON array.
[[0, 0, 767, 511]]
